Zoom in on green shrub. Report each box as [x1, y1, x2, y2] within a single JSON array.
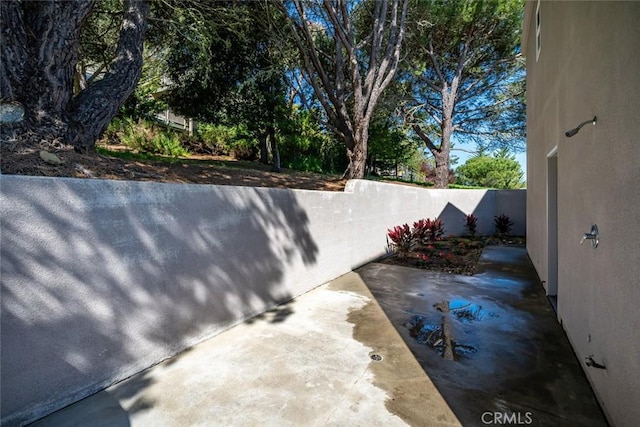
[[111, 119, 189, 158], [286, 155, 323, 173], [148, 133, 189, 157], [227, 137, 257, 161], [197, 123, 258, 160], [119, 120, 153, 150], [456, 151, 525, 189], [102, 117, 130, 144], [198, 124, 234, 155]]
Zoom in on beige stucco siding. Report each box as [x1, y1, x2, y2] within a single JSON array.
[[524, 2, 640, 426]]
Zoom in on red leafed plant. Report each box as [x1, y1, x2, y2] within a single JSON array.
[[494, 214, 514, 236], [412, 218, 445, 244], [464, 213, 478, 237], [412, 219, 430, 245], [427, 218, 445, 241], [387, 224, 415, 258]]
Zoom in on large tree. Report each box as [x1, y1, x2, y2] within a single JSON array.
[[0, 0, 150, 152], [401, 0, 525, 188], [272, 0, 408, 179], [456, 148, 524, 189], [164, 2, 290, 171]]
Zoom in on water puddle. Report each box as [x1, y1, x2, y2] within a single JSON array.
[[447, 299, 497, 323], [403, 298, 494, 360]]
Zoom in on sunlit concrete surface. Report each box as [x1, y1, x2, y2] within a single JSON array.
[[30, 273, 460, 427]]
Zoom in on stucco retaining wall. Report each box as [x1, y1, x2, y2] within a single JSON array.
[[1, 175, 524, 425]]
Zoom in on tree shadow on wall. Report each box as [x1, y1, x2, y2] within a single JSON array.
[[0, 178, 318, 426]]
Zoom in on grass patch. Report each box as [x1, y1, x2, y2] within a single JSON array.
[[448, 184, 489, 189], [369, 176, 435, 187], [369, 176, 489, 189]]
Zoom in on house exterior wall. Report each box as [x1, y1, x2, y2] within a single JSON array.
[[523, 2, 640, 426], [1, 175, 524, 426]]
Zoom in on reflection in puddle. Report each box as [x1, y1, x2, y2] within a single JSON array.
[[447, 299, 497, 323], [403, 298, 492, 360], [405, 315, 478, 360]]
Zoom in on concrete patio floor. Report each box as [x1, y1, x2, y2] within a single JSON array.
[[30, 246, 607, 426], [357, 246, 607, 426], [30, 272, 459, 427]]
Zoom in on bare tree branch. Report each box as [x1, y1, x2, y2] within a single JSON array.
[[413, 124, 439, 154]]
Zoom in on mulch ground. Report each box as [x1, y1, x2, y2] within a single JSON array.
[[380, 236, 526, 275], [0, 139, 348, 191]]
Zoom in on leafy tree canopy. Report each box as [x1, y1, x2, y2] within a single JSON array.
[[398, 0, 525, 187], [164, 2, 264, 122], [455, 148, 524, 189]]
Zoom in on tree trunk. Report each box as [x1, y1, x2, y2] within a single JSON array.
[[346, 143, 367, 179], [274, 0, 407, 182], [0, 1, 29, 102], [433, 92, 455, 188], [1, 1, 95, 136], [1, 1, 149, 151], [268, 125, 281, 172], [434, 150, 450, 189], [66, 0, 149, 152], [412, 122, 449, 188], [344, 120, 369, 179], [258, 131, 269, 164]]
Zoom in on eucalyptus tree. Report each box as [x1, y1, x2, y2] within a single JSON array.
[[272, 0, 409, 179], [401, 0, 525, 188]]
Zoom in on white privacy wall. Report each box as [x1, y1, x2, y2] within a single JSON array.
[[0, 175, 524, 425]]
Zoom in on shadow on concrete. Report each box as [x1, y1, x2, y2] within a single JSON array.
[[1, 178, 318, 425], [357, 246, 608, 426], [245, 300, 296, 325]]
